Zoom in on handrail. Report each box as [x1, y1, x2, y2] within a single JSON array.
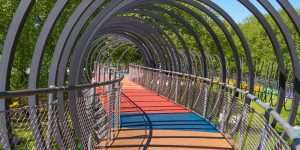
[[0, 75, 124, 99], [130, 64, 300, 147], [130, 64, 212, 82]]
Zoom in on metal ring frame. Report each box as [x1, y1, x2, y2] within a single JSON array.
[[1, 0, 300, 149]]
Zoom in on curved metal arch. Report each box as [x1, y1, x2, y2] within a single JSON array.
[[177, 0, 242, 90], [87, 37, 133, 69], [98, 44, 135, 66], [45, 0, 103, 138], [121, 0, 204, 74], [196, 0, 254, 95], [135, 19, 180, 71], [24, 1, 68, 147], [63, 0, 132, 79], [95, 43, 134, 64], [117, 17, 175, 70], [80, 28, 162, 79], [66, 11, 169, 88], [92, 41, 136, 66], [54, 1, 123, 138], [129, 0, 207, 77], [209, 55, 223, 79], [70, 10, 182, 75], [64, 1, 145, 138], [28, 0, 68, 103], [206, 54, 216, 79], [177, 50, 190, 72], [140, 5, 208, 77], [56, 0, 118, 138], [91, 42, 134, 68], [67, 0, 243, 107], [238, 0, 289, 125], [84, 36, 138, 81], [85, 37, 111, 74], [189, 51, 203, 76], [0, 0, 34, 90], [115, 48, 141, 65], [258, 0, 300, 126], [55, 1, 109, 139], [104, 32, 156, 67], [116, 2, 183, 72], [118, 13, 182, 72], [124, 18, 185, 71], [55, 0, 111, 85], [2, 0, 300, 149], [126, 9, 194, 73], [97, 18, 172, 70], [0, 1, 34, 148], [114, 0, 192, 73], [90, 29, 169, 71], [84, 41, 133, 81], [153, 0, 227, 82], [111, 33, 156, 67], [158, 30, 182, 72], [278, 0, 300, 34], [86, 36, 110, 64], [67, 0, 213, 92], [95, 28, 168, 69], [48, 0, 96, 85], [66, 0, 174, 136]]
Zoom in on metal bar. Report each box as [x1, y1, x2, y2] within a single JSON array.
[[129, 64, 300, 149], [0, 76, 124, 99]]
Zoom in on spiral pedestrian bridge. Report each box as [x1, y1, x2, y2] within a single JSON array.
[[1, 0, 300, 149]]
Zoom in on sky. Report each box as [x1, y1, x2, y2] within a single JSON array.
[[213, 0, 300, 23]]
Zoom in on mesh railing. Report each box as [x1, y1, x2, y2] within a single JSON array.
[[0, 103, 60, 150], [129, 64, 298, 150], [0, 66, 122, 150], [0, 98, 78, 150], [78, 84, 121, 149]]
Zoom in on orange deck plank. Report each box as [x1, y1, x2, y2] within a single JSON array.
[[97, 129, 232, 150]]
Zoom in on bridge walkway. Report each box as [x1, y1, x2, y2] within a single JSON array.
[[96, 77, 232, 150]]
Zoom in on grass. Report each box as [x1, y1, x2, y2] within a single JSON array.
[[250, 95, 300, 134], [14, 130, 35, 149]]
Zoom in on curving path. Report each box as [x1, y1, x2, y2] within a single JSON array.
[[97, 77, 232, 150]]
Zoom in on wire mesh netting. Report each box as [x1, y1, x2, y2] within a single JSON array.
[[129, 64, 291, 150], [0, 102, 74, 150], [0, 77, 121, 150]]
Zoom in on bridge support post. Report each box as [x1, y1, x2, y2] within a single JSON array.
[[175, 76, 179, 103], [156, 66, 162, 96], [107, 84, 112, 141], [238, 105, 250, 150], [203, 82, 208, 117], [257, 110, 270, 150], [47, 86, 64, 150], [0, 108, 12, 150], [220, 87, 229, 133], [108, 81, 118, 141], [137, 65, 140, 84], [47, 89, 54, 149]]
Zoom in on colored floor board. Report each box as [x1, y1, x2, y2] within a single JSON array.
[[121, 112, 218, 132]]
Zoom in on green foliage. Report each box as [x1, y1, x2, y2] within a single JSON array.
[[235, 9, 300, 75]]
